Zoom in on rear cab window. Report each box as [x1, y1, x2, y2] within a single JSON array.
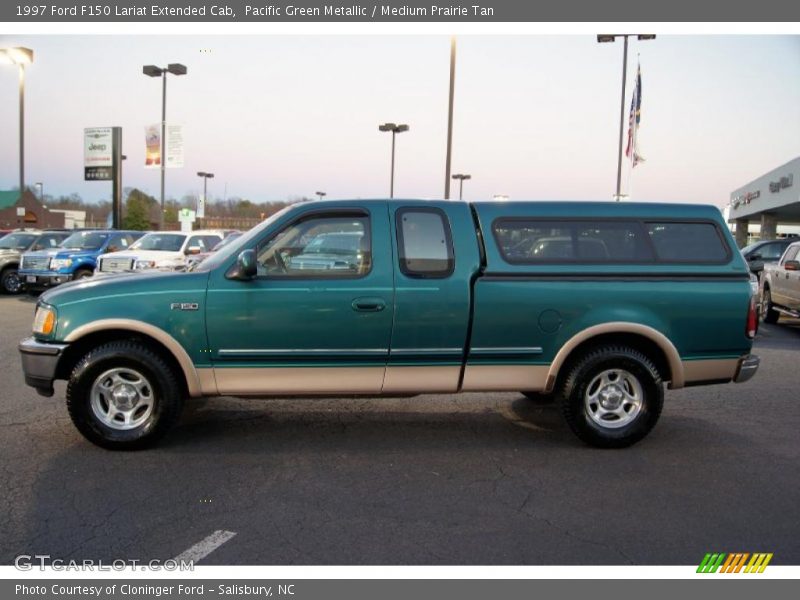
[[396, 208, 455, 278]]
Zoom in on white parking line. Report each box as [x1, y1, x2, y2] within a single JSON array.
[[173, 530, 237, 563]]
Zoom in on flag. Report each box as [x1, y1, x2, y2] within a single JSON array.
[[625, 62, 645, 167]]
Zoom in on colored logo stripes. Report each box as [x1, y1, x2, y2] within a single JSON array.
[[697, 552, 773, 573]]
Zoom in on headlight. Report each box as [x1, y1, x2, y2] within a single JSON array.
[[134, 260, 156, 270], [33, 305, 56, 336], [49, 258, 72, 270]]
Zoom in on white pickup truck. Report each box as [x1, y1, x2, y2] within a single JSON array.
[[761, 241, 800, 322]]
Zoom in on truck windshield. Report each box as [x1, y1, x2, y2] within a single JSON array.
[[0, 233, 37, 250], [130, 234, 186, 252], [62, 231, 109, 250]]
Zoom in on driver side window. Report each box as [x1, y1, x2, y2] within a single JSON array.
[[256, 213, 371, 278]]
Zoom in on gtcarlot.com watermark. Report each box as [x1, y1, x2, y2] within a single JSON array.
[[14, 554, 193, 572]]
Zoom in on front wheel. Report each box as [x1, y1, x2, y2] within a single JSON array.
[[1, 267, 22, 294], [559, 345, 663, 448], [73, 268, 93, 280], [66, 340, 184, 450]]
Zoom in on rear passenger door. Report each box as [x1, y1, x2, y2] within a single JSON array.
[[386, 204, 479, 393]]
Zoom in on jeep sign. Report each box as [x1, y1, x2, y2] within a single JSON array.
[[84, 127, 114, 181]]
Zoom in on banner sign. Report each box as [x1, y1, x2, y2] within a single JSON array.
[[84, 127, 113, 181], [144, 124, 161, 168], [166, 125, 185, 169]]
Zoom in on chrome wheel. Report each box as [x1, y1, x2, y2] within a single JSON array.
[[584, 368, 643, 429], [90, 367, 155, 430]]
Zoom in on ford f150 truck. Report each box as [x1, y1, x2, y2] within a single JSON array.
[[760, 241, 800, 322], [0, 230, 71, 294], [18, 200, 760, 450], [19, 229, 143, 291]]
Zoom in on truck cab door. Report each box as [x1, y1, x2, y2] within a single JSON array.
[[205, 204, 394, 395]]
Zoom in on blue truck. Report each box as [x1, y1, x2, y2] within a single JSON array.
[[19, 229, 143, 290]]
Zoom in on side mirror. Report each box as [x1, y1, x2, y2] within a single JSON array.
[[785, 260, 800, 271], [185, 246, 202, 255], [227, 249, 257, 280]]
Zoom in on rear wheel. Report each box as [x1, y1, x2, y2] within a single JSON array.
[[1, 267, 22, 294], [559, 345, 663, 448], [66, 340, 184, 450], [761, 288, 780, 324]]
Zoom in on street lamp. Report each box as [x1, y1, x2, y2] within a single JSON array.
[[315, 191, 326, 201], [378, 122, 409, 198], [143, 62, 188, 229], [197, 171, 214, 217], [597, 34, 655, 200], [0, 47, 34, 200], [451, 173, 471, 201]]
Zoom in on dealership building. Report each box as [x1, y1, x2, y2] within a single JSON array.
[[727, 156, 800, 247]]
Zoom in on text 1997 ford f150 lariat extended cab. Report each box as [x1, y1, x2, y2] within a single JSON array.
[[18, 200, 760, 450]]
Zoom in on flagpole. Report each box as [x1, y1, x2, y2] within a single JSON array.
[[614, 36, 629, 201]]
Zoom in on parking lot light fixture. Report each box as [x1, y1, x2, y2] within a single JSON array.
[[1, 47, 34, 200], [451, 173, 471, 201], [197, 171, 214, 215], [143, 62, 188, 229], [378, 122, 410, 198], [316, 191, 327, 201]]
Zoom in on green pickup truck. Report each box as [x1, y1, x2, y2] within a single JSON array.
[[19, 200, 760, 450]]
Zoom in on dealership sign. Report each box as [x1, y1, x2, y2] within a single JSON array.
[[84, 127, 113, 180], [769, 174, 793, 193]]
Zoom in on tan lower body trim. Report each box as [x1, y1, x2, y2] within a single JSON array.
[[461, 365, 549, 392], [383, 366, 461, 393], [214, 367, 385, 395], [682, 358, 738, 383], [196, 368, 218, 396]]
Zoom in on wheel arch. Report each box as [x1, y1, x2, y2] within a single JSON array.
[[545, 322, 684, 393], [60, 320, 205, 397]]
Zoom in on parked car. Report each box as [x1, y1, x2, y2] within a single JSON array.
[[19, 229, 143, 291], [19, 200, 758, 450], [287, 231, 365, 272], [95, 230, 225, 273], [760, 241, 800, 322], [740, 238, 795, 278], [0, 230, 71, 294], [184, 231, 242, 271]]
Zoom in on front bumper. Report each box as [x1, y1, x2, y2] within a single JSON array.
[[18, 336, 69, 397], [733, 354, 760, 383], [19, 271, 73, 289]]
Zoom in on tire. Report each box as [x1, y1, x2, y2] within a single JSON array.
[[1, 266, 23, 294], [74, 268, 93, 280], [520, 391, 556, 404], [559, 345, 663, 448], [761, 288, 780, 324], [66, 340, 184, 450]]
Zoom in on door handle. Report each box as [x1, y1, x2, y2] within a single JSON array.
[[351, 297, 386, 312]]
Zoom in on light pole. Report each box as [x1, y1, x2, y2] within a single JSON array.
[[597, 34, 655, 201], [0, 47, 34, 200], [315, 191, 326, 201], [378, 122, 409, 198], [451, 173, 471, 201], [143, 62, 187, 229], [444, 37, 457, 199], [197, 171, 214, 218]]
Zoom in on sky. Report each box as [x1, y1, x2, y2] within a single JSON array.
[[0, 34, 798, 207]]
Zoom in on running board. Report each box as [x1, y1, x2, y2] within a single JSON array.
[[775, 306, 800, 318]]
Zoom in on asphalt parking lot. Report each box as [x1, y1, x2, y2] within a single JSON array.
[[0, 293, 798, 566]]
